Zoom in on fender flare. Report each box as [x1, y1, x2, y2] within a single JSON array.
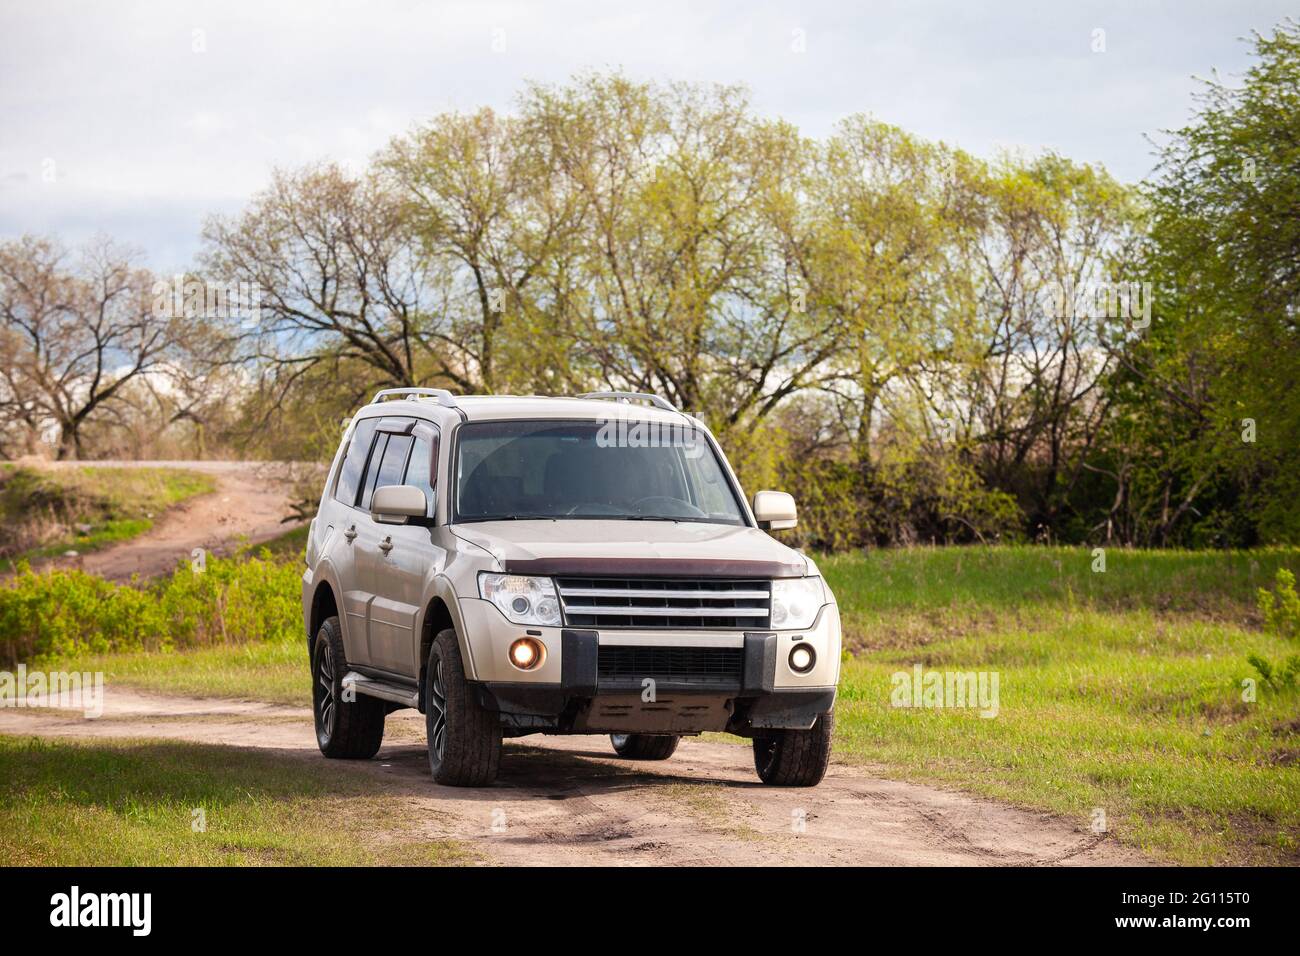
[[419, 573, 480, 680]]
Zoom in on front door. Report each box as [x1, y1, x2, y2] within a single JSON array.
[[361, 421, 443, 677]]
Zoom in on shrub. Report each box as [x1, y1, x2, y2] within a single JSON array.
[[1247, 652, 1300, 693], [1258, 568, 1300, 641], [0, 551, 302, 668], [1247, 568, 1300, 693]]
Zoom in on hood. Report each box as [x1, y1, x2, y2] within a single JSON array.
[[451, 519, 809, 579]]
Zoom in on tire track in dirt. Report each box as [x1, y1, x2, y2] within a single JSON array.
[[0, 688, 1152, 866]]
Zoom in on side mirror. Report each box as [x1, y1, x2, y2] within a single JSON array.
[[371, 485, 429, 525], [752, 490, 797, 531]]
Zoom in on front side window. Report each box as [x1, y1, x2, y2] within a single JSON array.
[[454, 419, 746, 525], [403, 434, 437, 518]]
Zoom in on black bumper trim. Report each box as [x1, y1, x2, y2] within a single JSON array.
[[743, 688, 837, 730], [560, 628, 598, 696], [741, 631, 777, 693]]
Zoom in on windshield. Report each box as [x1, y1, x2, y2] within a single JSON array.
[[454, 419, 747, 525]]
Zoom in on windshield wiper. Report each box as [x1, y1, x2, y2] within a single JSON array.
[[625, 515, 682, 522], [457, 514, 557, 522]]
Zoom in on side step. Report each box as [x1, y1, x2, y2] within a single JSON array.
[[342, 671, 419, 709]]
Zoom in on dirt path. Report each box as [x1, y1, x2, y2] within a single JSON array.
[[0, 688, 1150, 866], [31, 461, 301, 581]]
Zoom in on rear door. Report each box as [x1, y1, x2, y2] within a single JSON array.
[[328, 417, 380, 666], [349, 418, 412, 671]]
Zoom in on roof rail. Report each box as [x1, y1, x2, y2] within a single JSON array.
[[370, 387, 458, 408], [578, 390, 678, 412]]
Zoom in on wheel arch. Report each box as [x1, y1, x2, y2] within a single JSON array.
[[309, 578, 340, 650], [418, 580, 470, 711]]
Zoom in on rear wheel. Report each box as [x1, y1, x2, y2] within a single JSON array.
[[753, 713, 833, 786], [610, 733, 680, 760], [312, 616, 385, 759], [425, 628, 502, 786]]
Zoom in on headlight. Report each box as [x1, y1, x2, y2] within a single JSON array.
[[770, 576, 824, 630], [478, 573, 562, 626]]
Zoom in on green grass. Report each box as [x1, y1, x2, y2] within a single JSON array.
[[0, 734, 468, 865], [823, 543, 1299, 609], [60, 639, 311, 706], [0, 464, 215, 568], [823, 546, 1300, 865], [243, 523, 309, 562]]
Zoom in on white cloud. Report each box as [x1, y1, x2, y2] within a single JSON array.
[[1, 0, 1293, 268]]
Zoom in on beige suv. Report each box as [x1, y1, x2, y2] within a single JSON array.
[[301, 389, 840, 787]]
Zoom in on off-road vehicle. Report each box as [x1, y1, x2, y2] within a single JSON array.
[[302, 389, 841, 787]]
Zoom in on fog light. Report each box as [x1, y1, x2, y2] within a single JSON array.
[[788, 644, 816, 674], [509, 637, 544, 670]]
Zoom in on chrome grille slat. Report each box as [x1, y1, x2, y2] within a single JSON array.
[[559, 587, 770, 600], [556, 576, 770, 630], [561, 605, 770, 618]]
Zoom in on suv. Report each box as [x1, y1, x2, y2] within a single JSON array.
[[301, 388, 841, 787]]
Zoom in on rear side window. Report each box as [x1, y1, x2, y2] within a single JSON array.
[[362, 434, 414, 510], [333, 418, 379, 506]]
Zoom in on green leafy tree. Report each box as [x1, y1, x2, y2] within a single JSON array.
[[1106, 20, 1300, 546]]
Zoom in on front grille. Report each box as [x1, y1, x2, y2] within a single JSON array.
[[557, 577, 770, 629], [597, 645, 744, 689]]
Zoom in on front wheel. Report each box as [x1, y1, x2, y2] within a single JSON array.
[[425, 628, 502, 786], [752, 713, 833, 786], [610, 733, 680, 760], [312, 616, 385, 759]]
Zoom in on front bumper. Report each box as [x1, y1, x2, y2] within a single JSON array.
[[458, 600, 841, 736], [457, 597, 841, 687]]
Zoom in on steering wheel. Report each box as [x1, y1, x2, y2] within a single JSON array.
[[630, 496, 708, 518]]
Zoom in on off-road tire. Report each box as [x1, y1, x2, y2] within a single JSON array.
[[610, 733, 680, 760], [312, 616, 385, 759], [752, 712, 833, 786], [425, 628, 502, 786]]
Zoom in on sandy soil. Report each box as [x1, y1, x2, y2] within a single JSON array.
[[0, 688, 1151, 866], [28, 461, 301, 581]]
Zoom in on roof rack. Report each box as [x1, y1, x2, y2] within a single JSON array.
[[578, 390, 678, 412], [370, 387, 458, 408]]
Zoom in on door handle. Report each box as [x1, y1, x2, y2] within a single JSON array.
[[378, 536, 393, 554], [343, 525, 358, 542]]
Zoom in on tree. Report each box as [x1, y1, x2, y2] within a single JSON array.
[[1104, 19, 1300, 545], [521, 74, 842, 424], [0, 235, 176, 459], [201, 164, 458, 401], [382, 106, 589, 395], [963, 154, 1142, 539]]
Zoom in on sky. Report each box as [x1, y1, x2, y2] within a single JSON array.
[[0, 0, 1293, 271]]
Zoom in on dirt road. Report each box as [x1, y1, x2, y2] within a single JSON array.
[[0, 688, 1150, 866], [33, 461, 300, 581]]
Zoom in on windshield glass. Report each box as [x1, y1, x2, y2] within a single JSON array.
[[454, 419, 747, 525]]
